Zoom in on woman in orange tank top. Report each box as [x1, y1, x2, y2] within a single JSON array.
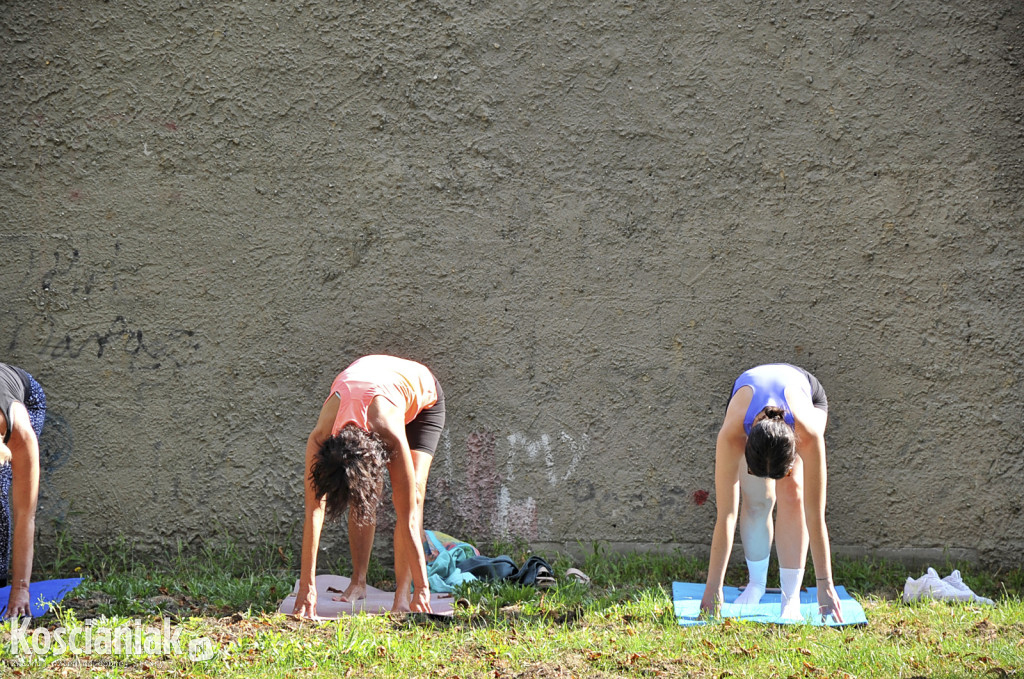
[[293, 356, 446, 616]]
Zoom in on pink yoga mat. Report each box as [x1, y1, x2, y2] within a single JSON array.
[[278, 575, 454, 619]]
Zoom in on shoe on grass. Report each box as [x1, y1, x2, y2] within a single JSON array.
[[941, 570, 995, 605], [903, 568, 955, 603]]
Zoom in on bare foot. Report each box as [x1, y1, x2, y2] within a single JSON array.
[[393, 590, 432, 614], [332, 582, 367, 602]]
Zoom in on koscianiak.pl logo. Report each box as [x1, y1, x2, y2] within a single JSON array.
[[8, 618, 215, 662]]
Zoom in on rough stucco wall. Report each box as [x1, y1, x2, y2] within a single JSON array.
[[1, 1, 1021, 567]]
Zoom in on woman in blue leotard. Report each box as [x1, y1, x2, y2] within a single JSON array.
[[700, 364, 843, 622]]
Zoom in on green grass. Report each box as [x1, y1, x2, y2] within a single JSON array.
[[1, 536, 1021, 678]]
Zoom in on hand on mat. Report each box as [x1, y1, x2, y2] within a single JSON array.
[[409, 587, 433, 614], [699, 587, 722, 617], [292, 586, 318, 619], [816, 583, 844, 622], [4, 588, 31, 620]]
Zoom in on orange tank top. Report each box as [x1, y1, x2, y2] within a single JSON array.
[[328, 355, 438, 435]]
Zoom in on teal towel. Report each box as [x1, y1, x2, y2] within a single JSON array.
[[425, 536, 478, 593]]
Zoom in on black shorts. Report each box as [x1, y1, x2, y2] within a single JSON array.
[[796, 366, 829, 412], [405, 378, 445, 455]]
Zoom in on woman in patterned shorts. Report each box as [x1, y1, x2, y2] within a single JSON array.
[[0, 361, 45, 619]]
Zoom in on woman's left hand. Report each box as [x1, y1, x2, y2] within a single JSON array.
[[816, 582, 844, 623]]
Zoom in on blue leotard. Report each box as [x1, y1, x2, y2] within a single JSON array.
[[731, 364, 823, 435]]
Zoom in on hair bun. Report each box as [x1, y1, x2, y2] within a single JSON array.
[[762, 406, 787, 421]]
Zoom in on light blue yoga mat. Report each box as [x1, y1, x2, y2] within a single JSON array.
[[0, 578, 83, 618], [672, 581, 867, 627]]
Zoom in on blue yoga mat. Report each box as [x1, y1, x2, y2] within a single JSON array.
[[672, 581, 867, 627], [0, 578, 83, 618]]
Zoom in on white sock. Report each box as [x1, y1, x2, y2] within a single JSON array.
[[780, 567, 805, 619], [734, 556, 770, 605]]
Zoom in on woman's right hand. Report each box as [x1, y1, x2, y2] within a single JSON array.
[[0, 441, 10, 465], [4, 586, 31, 619], [292, 586, 317, 619], [410, 587, 433, 614]]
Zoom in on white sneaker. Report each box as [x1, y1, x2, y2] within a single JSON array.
[[941, 570, 995, 605], [903, 568, 957, 603]]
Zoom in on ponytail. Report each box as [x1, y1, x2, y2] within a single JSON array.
[[745, 407, 796, 479]]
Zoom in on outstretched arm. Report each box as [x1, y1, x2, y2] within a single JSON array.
[[293, 395, 340, 619], [794, 405, 843, 622], [367, 398, 431, 613], [4, 403, 40, 619], [701, 401, 748, 615]]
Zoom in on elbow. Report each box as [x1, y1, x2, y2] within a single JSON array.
[[12, 509, 37, 532], [307, 433, 326, 455]]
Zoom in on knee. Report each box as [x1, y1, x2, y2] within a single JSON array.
[[776, 477, 804, 507], [742, 492, 776, 516]]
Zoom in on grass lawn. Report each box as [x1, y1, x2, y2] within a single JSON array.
[[1, 537, 1020, 678]]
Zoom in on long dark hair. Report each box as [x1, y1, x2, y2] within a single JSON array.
[[309, 424, 390, 524], [745, 406, 796, 479]]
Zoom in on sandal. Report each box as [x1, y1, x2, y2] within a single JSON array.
[[564, 568, 591, 585]]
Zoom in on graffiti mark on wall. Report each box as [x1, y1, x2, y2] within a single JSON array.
[[496, 487, 537, 540], [40, 246, 81, 294], [500, 432, 587, 539], [39, 316, 200, 370], [461, 430, 498, 538], [506, 432, 586, 487], [37, 243, 123, 300], [447, 429, 588, 542]]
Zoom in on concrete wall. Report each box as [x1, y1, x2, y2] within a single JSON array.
[[2, 0, 1021, 567]]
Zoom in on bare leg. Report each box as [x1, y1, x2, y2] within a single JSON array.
[[392, 449, 433, 611], [734, 466, 776, 605], [774, 455, 808, 570], [337, 511, 375, 602], [775, 456, 808, 618]]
